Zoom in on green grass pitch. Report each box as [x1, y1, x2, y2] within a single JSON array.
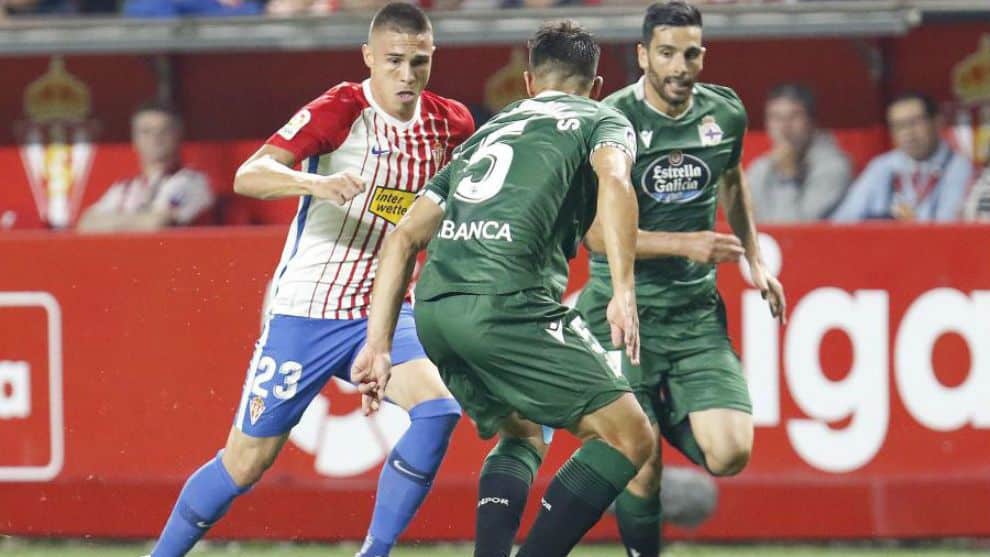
[[3, 540, 987, 557]]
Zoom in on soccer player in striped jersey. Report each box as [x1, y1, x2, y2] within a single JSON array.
[[148, 4, 474, 556]]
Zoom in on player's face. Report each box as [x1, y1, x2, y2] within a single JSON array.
[[766, 97, 814, 150], [363, 28, 435, 120], [887, 98, 939, 161], [132, 110, 181, 166], [638, 25, 705, 110]]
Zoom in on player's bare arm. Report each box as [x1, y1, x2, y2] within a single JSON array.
[[351, 196, 444, 414], [590, 144, 641, 364], [586, 219, 743, 264], [233, 144, 366, 204], [719, 162, 787, 322]]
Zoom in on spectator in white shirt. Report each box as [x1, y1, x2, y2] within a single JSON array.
[[78, 100, 214, 232], [747, 83, 852, 222]]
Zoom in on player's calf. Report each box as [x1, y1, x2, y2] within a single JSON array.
[[614, 429, 663, 557], [221, 428, 288, 486], [516, 394, 654, 557], [359, 360, 462, 557], [150, 429, 286, 557], [474, 418, 549, 557]]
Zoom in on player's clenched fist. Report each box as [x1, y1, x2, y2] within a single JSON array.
[[683, 230, 745, 264], [306, 171, 366, 205]]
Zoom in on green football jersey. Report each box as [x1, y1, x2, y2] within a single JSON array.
[[588, 78, 747, 307], [415, 91, 636, 302]]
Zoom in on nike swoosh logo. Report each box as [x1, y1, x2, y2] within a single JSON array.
[[392, 459, 427, 480], [196, 521, 213, 529], [371, 146, 391, 156]]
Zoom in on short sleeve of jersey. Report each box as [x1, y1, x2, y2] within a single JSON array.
[[445, 99, 477, 149], [265, 83, 363, 162], [723, 88, 748, 168], [419, 162, 453, 209], [589, 105, 637, 162]]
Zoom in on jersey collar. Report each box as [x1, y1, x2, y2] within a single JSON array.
[[362, 79, 422, 130], [635, 76, 695, 121]]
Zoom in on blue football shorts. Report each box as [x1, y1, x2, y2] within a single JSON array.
[[233, 303, 427, 437]]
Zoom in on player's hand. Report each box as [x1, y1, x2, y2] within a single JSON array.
[[350, 345, 392, 416], [606, 289, 640, 365], [683, 231, 745, 264], [749, 260, 787, 325], [307, 171, 366, 205], [891, 201, 916, 221]]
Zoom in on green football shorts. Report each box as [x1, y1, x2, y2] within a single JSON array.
[[414, 288, 631, 439], [575, 284, 752, 429]]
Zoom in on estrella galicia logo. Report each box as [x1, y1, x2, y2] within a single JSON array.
[[640, 150, 711, 203]]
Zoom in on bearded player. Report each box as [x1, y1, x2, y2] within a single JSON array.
[[575, 2, 786, 555], [147, 4, 474, 556]]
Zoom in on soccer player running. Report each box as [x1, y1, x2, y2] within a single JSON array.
[[353, 20, 656, 557], [575, 2, 787, 556], [148, 4, 474, 557]]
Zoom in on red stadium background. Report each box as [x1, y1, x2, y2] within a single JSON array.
[[2, 20, 990, 544], [1, 224, 989, 541]]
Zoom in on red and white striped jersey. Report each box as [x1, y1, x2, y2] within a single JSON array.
[[265, 80, 474, 320]]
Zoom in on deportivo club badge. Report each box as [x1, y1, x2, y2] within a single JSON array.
[[14, 57, 98, 229], [697, 115, 724, 147]]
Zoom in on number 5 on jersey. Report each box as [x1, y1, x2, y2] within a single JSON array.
[[454, 120, 527, 204]]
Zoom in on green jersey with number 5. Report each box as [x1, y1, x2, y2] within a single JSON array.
[[415, 91, 636, 302]]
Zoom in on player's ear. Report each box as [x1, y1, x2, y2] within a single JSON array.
[[523, 71, 535, 97], [362, 43, 374, 70], [636, 42, 649, 72], [590, 76, 604, 100]]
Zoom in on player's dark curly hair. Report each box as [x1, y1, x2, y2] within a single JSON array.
[[642, 1, 702, 44], [528, 19, 600, 85], [371, 2, 432, 36]]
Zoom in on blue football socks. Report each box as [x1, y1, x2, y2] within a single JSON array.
[[151, 451, 250, 557], [357, 397, 461, 557]]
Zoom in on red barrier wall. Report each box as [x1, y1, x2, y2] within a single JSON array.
[[2, 225, 989, 541]]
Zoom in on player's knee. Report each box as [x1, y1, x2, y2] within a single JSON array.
[[406, 397, 462, 458], [222, 438, 281, 486], [225, 450, 278, 486], [704, 430, 752, 477], [615, 412, 656, 468]]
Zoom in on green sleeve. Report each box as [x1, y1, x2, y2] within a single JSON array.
[[728, 96, 748, 169], [589, 106, 637, 161], [420, 162, 454, 208]]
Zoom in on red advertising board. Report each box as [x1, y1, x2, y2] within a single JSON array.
[[1, 225, 989, 541]]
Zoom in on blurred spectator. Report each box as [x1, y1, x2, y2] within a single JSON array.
[[963, 165, 990, 221], [0, 0, 115, 16], [122, 0, 262, 17], [747, 83, 851, 222], [77, 100, 214, 232], [832, 92, 973, 223]]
